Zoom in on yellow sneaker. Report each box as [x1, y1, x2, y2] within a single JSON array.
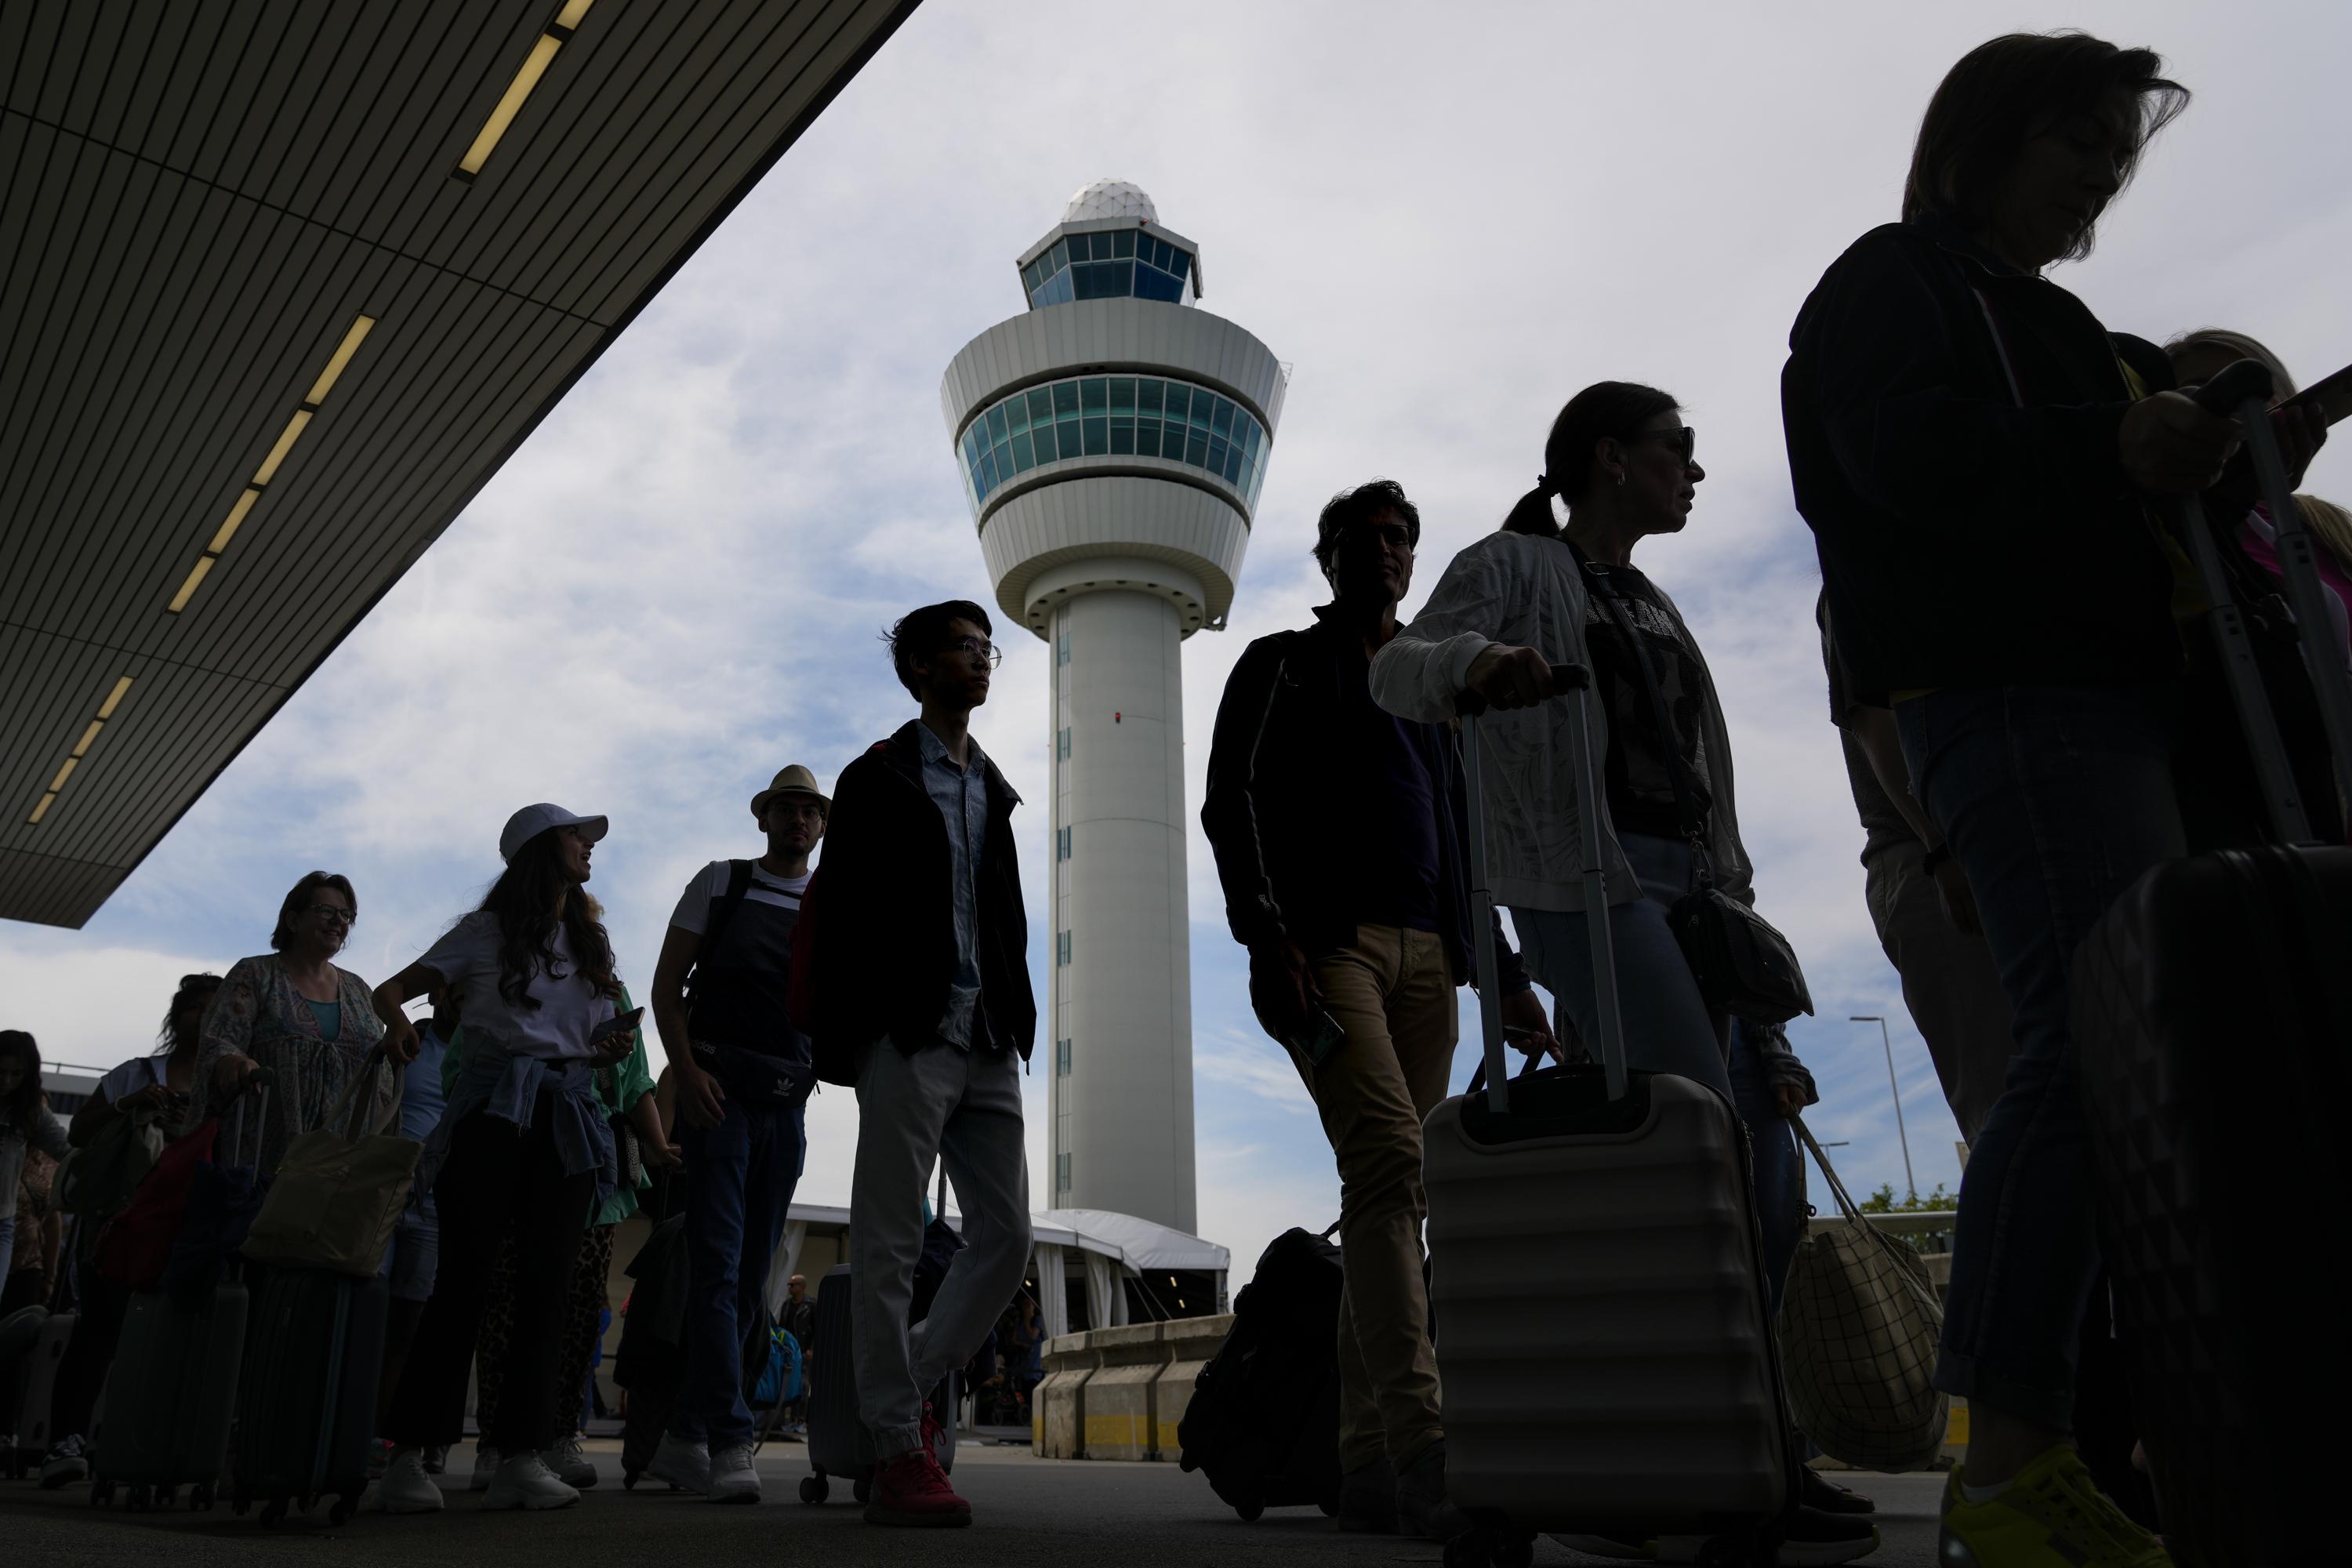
[[1938, 1447, 2172, 1567]]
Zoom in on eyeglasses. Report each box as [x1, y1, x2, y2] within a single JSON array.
[[303, 904, 355, 926], [946, 636, 1004, 670], [1630, 425, 1697, 463]]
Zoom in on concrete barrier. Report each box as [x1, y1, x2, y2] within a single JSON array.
[[1152, 1314, 1233, 1460], [1080, 1323, 1169, 1460], [1033, 1334, 1100, 1458], [1032, 1314, 1237, 1461]]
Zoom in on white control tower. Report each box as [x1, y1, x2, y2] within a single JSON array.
[[940, 180, 1286, 1233]]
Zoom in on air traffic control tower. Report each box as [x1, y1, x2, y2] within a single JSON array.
[[940, 180, 1286, 1234]]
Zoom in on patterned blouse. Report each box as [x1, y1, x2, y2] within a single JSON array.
[[186, 953, 391, 1178]]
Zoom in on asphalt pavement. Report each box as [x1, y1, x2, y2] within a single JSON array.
[[1, 1438, 1951, 1567]]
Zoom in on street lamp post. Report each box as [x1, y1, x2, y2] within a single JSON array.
[[1851, 1014, 1916, 1200]]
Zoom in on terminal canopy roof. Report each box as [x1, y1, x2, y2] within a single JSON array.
[[0, 0, 916, 927]]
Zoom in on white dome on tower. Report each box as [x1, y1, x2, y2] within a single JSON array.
[[1063, 178, 1157, 226]]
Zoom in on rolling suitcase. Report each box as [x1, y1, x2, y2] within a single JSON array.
[[798, 1262, 956, 1505], [88, 1081, 265, 1512], [1422, 670, 1798, 1565], [7, 1308, 74, 1478], [1174, 1225, 1345, 1521], [2073, 358, 2352, 1568], [232, 1267, 389, 1524]]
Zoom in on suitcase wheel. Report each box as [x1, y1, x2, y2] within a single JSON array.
[[851, 1472, 872, 1505], [89, 1479, 114, 1508], [799, 1473, 827, 1504], [328, 1497, 357, 1526], [188, 1483, 213, 1512], [1235, 1500, 1264, 1523], [260, 1497, 289, 1526]]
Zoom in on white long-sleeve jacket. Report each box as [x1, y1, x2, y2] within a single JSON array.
[[1368, 528, 1754, 913]]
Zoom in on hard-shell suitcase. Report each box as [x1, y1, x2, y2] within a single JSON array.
[[88, 1080, 265, 1512], [232, 1267, 390, 1524], [7, 1308, 75, 1477], [2074, 359, 2352, 1568], [1422, 672, 1797, 1563], [798, 1262, 956, 1505], [1174, 1225, 1345, 1521]]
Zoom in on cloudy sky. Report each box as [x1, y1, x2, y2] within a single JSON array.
[[9, 1, 2350, 1278]]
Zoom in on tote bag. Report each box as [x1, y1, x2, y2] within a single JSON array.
[[241, 1050, 418, 1277], [1777, 1117, 1949, 1472]]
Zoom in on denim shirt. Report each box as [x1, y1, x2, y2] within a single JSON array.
[[915, 720, 988, 1049], [416, 1036, 616, 1222]]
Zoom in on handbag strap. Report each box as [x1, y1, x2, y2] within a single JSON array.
[[1793, 1115, 1867, 1225], [1570, 541, 1715, 889], [326, 1047, 403, 1144]]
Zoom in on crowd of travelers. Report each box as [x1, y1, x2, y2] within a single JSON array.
[[5, 25, 2349, 1568]]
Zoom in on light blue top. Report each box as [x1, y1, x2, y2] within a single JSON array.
[[915, 720, 989, 1050], [304, 998, 342, 1044]]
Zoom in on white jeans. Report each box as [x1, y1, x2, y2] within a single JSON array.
[[850, 1038, 1033, 1459]]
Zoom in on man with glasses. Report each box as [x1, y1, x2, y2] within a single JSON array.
[[1203, 479, 1555, 1539], [793, 598, 1033, 1529]]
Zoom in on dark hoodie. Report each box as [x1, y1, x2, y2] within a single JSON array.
[[1782, 215, 2180, 699]]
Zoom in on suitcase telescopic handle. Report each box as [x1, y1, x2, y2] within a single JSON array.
[[2183, 358, 2352, 833], [1458, 661, 1628, 1113]]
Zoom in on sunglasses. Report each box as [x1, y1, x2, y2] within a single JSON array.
[[1629, 425, 1697, 463]]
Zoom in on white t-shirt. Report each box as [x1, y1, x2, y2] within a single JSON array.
[[669, 860, 810, 935], [418, 909, 617, 1060]]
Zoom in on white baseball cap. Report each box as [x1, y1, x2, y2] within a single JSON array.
[[499, 803, 609, 863]]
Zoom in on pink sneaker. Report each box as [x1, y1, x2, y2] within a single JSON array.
[[863, 1447, 971, 1527]]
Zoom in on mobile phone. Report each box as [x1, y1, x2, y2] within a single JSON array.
[[2285, 361, 2352, 428], [593, 1007, 644, 1044], [1290, 1007, 1347, 1066]]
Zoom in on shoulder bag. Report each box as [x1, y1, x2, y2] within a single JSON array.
[[241, 1049, 419, 1277]]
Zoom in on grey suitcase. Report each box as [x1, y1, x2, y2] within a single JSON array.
[[1422, 669, 1795, 1560]]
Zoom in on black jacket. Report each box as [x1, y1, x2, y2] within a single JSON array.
[[1782, 216, 2180, 697], [793, 721, 1033, 1084], [1201, 609, 1527, 992]]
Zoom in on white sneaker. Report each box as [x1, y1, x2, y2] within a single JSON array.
[[376, 1448, 445, 1514], [706, 1443, 760, 1504], [470, 1443, 502, 1491], [543, 1436, 598, 1489], [483, 1451, 580, 1511], [648, 1431, 711, 1494]]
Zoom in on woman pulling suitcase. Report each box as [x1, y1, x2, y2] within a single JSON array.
[[1369, 380, 1875, 1564]]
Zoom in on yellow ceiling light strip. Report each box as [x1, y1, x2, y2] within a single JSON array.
[[27, 677, 132, 826], [456, 1, 593, 179], [167, 314, 376, 615]]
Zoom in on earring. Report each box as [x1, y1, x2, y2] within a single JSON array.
[[1614, 471, 1626, 487]]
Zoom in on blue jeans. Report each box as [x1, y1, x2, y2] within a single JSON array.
[[1727, 1018, 1802, 1319], [1510, 831, 1734, 1100], [1899, 684, 2184, 1430], [673, 1094, 808, 1449]]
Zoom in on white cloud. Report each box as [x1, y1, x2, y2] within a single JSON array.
[[14, 0, 2349, 1273]]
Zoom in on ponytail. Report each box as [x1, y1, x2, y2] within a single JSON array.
[[1501, 482, 1561, 538]]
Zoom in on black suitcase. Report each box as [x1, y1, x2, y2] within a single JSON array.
[[797, 1261, 956, 1505], [1174, 1225, 1345, 1522], [232, 1268, 389, 1525], [2074, 359, 2352, 1567]]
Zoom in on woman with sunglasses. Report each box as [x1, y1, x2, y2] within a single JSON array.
[[190, 869, 390, 1178], [1370, 383, 1877, 1558]]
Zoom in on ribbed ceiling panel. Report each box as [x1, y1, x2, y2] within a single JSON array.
[[0, 0, 918, 927]]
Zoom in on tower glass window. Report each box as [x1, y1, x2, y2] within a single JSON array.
[[1024, 227, 1195, 309], [959, 374, 1269, 513]]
